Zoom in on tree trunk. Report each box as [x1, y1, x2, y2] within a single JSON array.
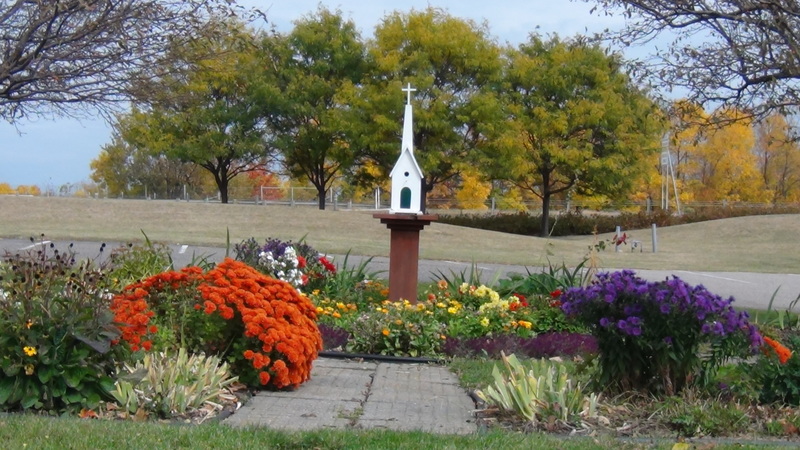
[[316, 185, 326, 210], [539, 192, 551, 238], [218, 175, 229, 204]]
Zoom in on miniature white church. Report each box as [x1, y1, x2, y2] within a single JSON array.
[[389, 84, 425, 214]]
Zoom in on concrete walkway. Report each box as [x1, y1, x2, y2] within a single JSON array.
[[223, 357, 477, 435]]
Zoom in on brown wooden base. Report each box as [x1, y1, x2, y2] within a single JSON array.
[[373, 213, 438, 302]]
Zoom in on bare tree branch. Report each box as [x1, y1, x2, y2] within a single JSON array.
[[587, 0, 800, 118], [0, 0, 259, 122]]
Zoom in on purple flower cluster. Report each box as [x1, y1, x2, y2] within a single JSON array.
[[561, 270, 762, 349], [261, 238, 292, 258]]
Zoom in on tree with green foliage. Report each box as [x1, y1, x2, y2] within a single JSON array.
[[347, 8, 503, 201], [261, 7, 368, 210], [487, 36, 663, 237], [90, 117, 206, 199], [117, 21, 272, 203]]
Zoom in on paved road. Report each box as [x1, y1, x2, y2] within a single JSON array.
[[2, 237, 798, 311]]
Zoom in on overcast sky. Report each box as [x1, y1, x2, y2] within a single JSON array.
[[0, 0, 629, 189]]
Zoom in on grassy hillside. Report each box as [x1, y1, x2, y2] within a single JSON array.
[[0, 196, 797, 273]]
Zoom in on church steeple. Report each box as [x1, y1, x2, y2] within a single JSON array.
[[389, 83, 424, 214], [401, 83, 416, 154]]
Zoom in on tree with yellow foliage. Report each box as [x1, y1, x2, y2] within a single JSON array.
[[455, 169, 491, 210], [755, 114, 800, 203], [686, 108, 767, 202]]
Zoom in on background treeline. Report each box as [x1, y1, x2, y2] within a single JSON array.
[[7, 6, 795, 237], [439, 204, 800, 237]]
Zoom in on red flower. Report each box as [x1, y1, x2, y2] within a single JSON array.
[[549, 289, 562, 299], [319, 256, 336, 273], [297, 255, 307, 269]]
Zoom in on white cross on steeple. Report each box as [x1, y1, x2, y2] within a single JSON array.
[[402, 83, 416, 105]]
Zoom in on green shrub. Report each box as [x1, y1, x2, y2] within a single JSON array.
[[0, 241, 122, 413], [750, 334, 800, 405], [476, 353, 600, 426], [438, 205, 800, 237], [112, 348, 237, 418]]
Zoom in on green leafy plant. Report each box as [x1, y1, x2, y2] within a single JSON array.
[[749, 334, 800, 405], [111, 347, 237, 418], [345, 300, 446, 357], [476, 353, 600, 426], [495, 259, 591, 297], [0, 238, 122, 413], [661, 394, 749, 437], [106, 232, 174, 288], [318, 252, 382, 302]]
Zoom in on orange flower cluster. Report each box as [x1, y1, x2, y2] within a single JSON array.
[[199, 259, 322, 389], [111, 259, 322, 390], [110, 268, 202, 351], [763, 336, 793, 365]]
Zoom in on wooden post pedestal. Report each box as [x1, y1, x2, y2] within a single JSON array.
[[373, 213, 437, 302]]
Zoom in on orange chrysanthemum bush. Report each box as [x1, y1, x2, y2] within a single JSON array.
[[111, 258, 322, 389]]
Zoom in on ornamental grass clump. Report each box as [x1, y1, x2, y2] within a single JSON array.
[[477, 353, 601, 427], [111, 347, 237, 418], [561, 270, 762, 396], [111, 258, 322, 390]]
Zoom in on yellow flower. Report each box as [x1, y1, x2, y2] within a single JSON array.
[[336, 302, 347, 310], [23, 346, 37, 357], [518, 320, 533, 329], [436, 302, 446, 308], [447, 306, 459, 315], [440, 334, 447, 340], [394, 319, 403, 325], [332, 312, 341, 318], [382, 328, 390, 336], [24, 364, 34, 376], [316, 307, 324, 313], [480, 317, 490, 327]]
